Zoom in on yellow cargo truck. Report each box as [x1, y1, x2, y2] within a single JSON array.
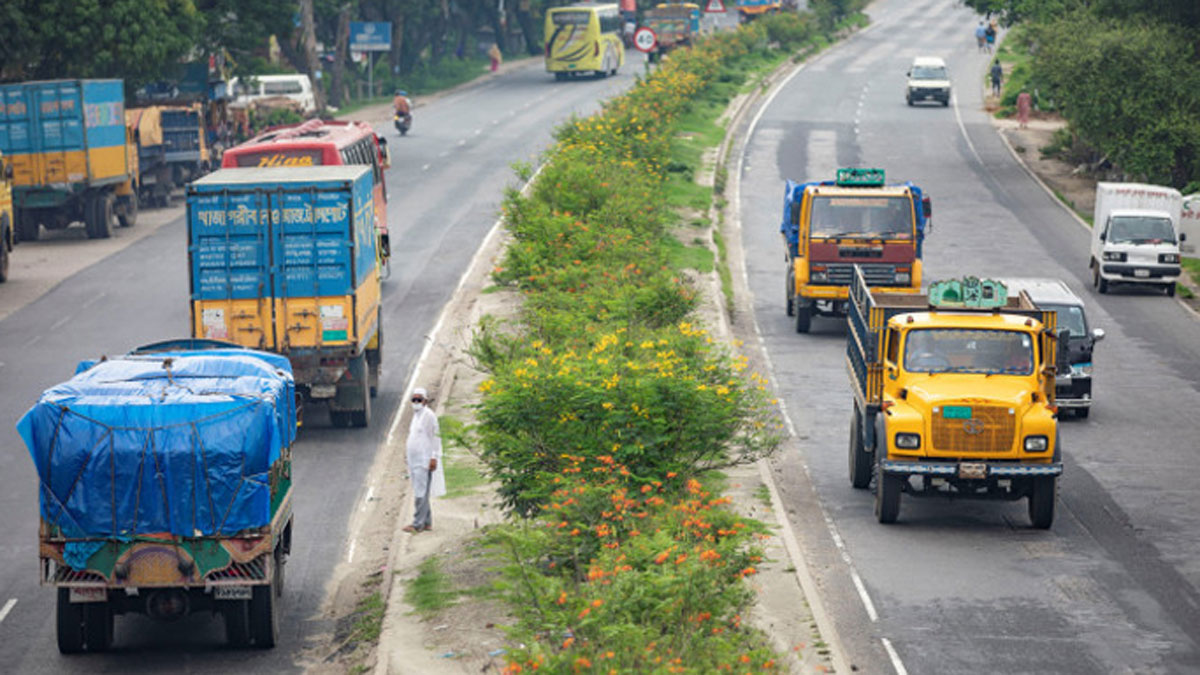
[[846, 269, 1066, 528], [126, 104, 211, 207]]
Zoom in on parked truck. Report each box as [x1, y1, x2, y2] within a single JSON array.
[[0, 151, 13, 282], [846, 269, 1067, 528], [1089, 182, 1186, 296], [19, 341, 296, 652], [781, 168, 932, 332], [187, 165, 382, 427], [126, 104, 211, 207], [644, 4, 697, 53], [0, 79, 138, 241]]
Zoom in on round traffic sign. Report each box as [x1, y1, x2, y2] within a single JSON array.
[[633, 27, 657, 53]]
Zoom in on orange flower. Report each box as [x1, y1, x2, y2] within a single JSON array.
[[674, 554, 688, 565], [574, 657, 592, 670], [562, 636, 575, 649], [654, 551, 670, 564], [740, 655, 751, 664], [557, 591, 568, 605], [579, 608, 591, 619], [592, 598, 604, 607]]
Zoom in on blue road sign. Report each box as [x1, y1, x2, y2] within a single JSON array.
[[350, 22, 392, 52]]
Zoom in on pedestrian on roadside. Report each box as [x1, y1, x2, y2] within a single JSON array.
[[974, 22, 986, 52], [1016, 90, 1032, 128], [488, 43, 503, 73], [403, 387, 444, 533], [985, 21, 996, 53], [990, 60, 1003, 97]]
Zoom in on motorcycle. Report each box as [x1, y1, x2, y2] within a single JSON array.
[[394, 111, 412, 136]]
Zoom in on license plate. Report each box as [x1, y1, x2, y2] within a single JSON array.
[[1134, 269, 1150, 278], [68, 587, 107, 603], [958, 462, 987, 480], [943, 406, 972, 419], [213, 585, 253, 600]]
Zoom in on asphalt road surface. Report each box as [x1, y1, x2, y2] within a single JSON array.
[[736, 1, 1200, 673], [0, 59, 640, 671]]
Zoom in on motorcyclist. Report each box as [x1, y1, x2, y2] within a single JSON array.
[[393, 89, 412, 124]]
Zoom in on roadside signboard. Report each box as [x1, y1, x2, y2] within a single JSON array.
[[633, 27, 658, 53], [704, 0, 727, 13], [349, 22, 392, 52]]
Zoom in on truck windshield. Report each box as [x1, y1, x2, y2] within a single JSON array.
[[904, 329, 1034, 375], [1108, 216, 1176, 244], [1042, 304, 1086, 337], [810, 196, 913, 239], [911, 66, 947, 80]]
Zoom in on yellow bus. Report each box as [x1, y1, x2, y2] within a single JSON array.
[[545, 3, 626, 80]]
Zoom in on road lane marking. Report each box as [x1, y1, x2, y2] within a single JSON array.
[[881, 638, 909, 675], [422, 163, 431, 171], [457, 139, 466, 146], [951, 90, 985, 167], [49, 314, 73, 331], [0, 598, 16, 623]]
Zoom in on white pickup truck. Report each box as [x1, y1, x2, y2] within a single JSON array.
[[1090, 182, 1186, 296]]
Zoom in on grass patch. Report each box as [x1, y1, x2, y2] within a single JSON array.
[[713, 225, 735, 314], [754, 484, 771, 507], [992, 24, 1041, 118], [666, 236, 716, 273], [332, 96, 390, 118], [1181, 257, 1200, 285], [348, 591, 386, 643], [404, 556, 459, 615], [443, 455, 489, 498], [1178, 284, 1195, 299]]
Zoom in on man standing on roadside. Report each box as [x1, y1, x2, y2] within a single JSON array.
[[974, 22, 986, 52], [403, 387, 444, 533], [990, 60, 1003, 97]]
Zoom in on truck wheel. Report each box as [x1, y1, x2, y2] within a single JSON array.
[[1075, 407, 1090, 420], [224, 600, 251, 647], [330, 410, 352, 428], [874, 466, 902, 524], [785, 270, 794, 316], [56, 589, 86, 654], [1028, 476, 1056, 529], [83, 601, 113, 652], [17, 211, 40, 242], [250, 576, 279, 648], [848, 408, 872, 489], [1093, 267, 1108, 294], [1165, 283, 1176, 297], [0, 221, 9, 283], [117, 194, 138, 228], [85, 193, 113, 239], [350, 372, 371, 428], [794, 297, 812, 333]]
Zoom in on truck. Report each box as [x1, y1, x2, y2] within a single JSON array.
[[0, 151, 12, 282], [644, 4, 698, 53], [1089, 182, 1186, 296], [845, 269, 1067, 528], [781, 168, 932, 333], [0, 79, 139, 241], [126, 104, 212, 207], [18, 341, 296, 652], [737, 0, 782, 23], [187, 165, 382, 427]]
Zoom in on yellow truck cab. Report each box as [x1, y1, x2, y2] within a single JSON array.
[[846, 269, 1066, 528], [0, 152, 12, 282], [781, 168, 932, 333]]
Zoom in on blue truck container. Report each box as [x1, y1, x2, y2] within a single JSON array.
[[186, 165, 382, 428], [0, 79, 138, 241]]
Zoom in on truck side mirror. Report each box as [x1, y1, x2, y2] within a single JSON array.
[[1181, 232, 1188, 242], [922, 196, 932, 219], [1098, 232, 1105, 242], [1091, 328, 1105, 342]]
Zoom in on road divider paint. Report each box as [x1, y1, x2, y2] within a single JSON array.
[[0, 598, 16, 623]]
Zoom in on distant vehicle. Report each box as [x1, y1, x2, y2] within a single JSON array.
[[126, 104, 212, 207], [0, 79, 139, 241], [656, 2, 701, 31], [645, 4, 698, 53], [906, 56, 951, 107], [737, 0, 782, 23], [228, 74, 317, 114], [998, 278, 1105, 419], [222, 119, 391, 264], [1090, 182, 1185, 296], [20, 343, 295, 651], [545, 3, 626, 80]]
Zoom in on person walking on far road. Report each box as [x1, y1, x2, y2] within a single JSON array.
[[1016, 90, 1032, 128], [985, 21, 997, 53], [488, 43, 503, 73], [403, 387, 444, 533], [990, 60, 1003, 97], [974, 22, 986, 52]]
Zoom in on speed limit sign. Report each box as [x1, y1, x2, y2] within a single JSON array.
[[633, 27, 657, 53]]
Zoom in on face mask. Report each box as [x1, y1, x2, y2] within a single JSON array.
[[412, 402, 424, 412]]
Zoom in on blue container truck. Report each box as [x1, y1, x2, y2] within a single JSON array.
[[186, 165, 383, 427], [0, 79, 139, 241], [19, 343, 296, 651]]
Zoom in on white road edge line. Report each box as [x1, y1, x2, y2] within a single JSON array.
[[0, 598, 15, 623], [951, 91, 986, 168], [733, 15, 906, 675], [346, 538, 356, 564]]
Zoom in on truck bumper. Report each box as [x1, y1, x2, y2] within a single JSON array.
[[1100, 263, 1180, 283], [880, 459, 1063, 478]]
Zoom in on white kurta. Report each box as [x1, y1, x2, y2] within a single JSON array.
[[406, 406, 446, 498]]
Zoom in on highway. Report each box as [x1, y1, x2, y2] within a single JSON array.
[[735, 0, 1200, 672], [0, 60, 640, 671]]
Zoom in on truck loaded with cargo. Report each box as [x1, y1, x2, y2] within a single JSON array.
[[187, 165, 382, 427], [126, 104, 211, 207], [0, 79, 139, 241], [19, 342, 296, 651], [845, 269, 1068, 528], [1089, 182, 1186, 296]]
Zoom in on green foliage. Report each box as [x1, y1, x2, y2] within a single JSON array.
[[404, 556, 459, 615]]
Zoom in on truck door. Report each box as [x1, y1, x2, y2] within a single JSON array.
[[33, 82, 85, 185]]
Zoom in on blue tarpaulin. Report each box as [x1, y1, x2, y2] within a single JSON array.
[[18, 349, 296, 540]]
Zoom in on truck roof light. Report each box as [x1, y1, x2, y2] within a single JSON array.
[[835, 168, 885, 187], [1025, 318, 1033, 326], [928, 277, 1009, 308]]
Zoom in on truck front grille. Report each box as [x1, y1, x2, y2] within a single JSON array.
[[931, 406, 1015, 455], [825, 263, 900, 287]]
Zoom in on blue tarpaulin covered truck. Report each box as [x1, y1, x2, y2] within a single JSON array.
[[187, 165, 383, 427], [19, 342, 296, 652]]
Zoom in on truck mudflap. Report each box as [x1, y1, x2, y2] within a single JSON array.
[[880, 460, 1063, 477]]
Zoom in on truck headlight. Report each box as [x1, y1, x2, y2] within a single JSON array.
[[1070, 363, 1092, 377], [810, 270, 828, 283], [895, 271, 910, 284], [1024, 435, 1049, 452], [895, 433, 921, 449], [1160, 253, 1180, 264], [1102, 251, 1126, 262]]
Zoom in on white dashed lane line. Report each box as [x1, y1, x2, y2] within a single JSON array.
[[0, 598, 16, 624]]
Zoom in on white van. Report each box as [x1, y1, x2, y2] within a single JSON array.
[[229, 74, 317, 114], [906, 56, 950, 107], [1090, 182, 1186, 296]]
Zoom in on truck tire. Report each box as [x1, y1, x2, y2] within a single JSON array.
[[0, 218, 10, 283], [1165, 283, 1176, 297], [117, 194, 138, 228], [18, 210, 40, 242], [84, 193, 113, 239], [1093, 267, 1108, 294], [874, 464, 902, 524], [848, 408, 872, 489], [224, 600, 251, 647], [794, 296, 812, 333], [350, 371, 371, 428], [250, 575, 279, 648], [56, 589, 86, 654], [1075, 407, 1090, 420], [785, 269, 794, 316], [1028, 476, 1056, 529], [83, 601, 113, 652]]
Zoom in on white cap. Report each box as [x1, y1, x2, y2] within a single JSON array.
[[413, 387, 428, 398]]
